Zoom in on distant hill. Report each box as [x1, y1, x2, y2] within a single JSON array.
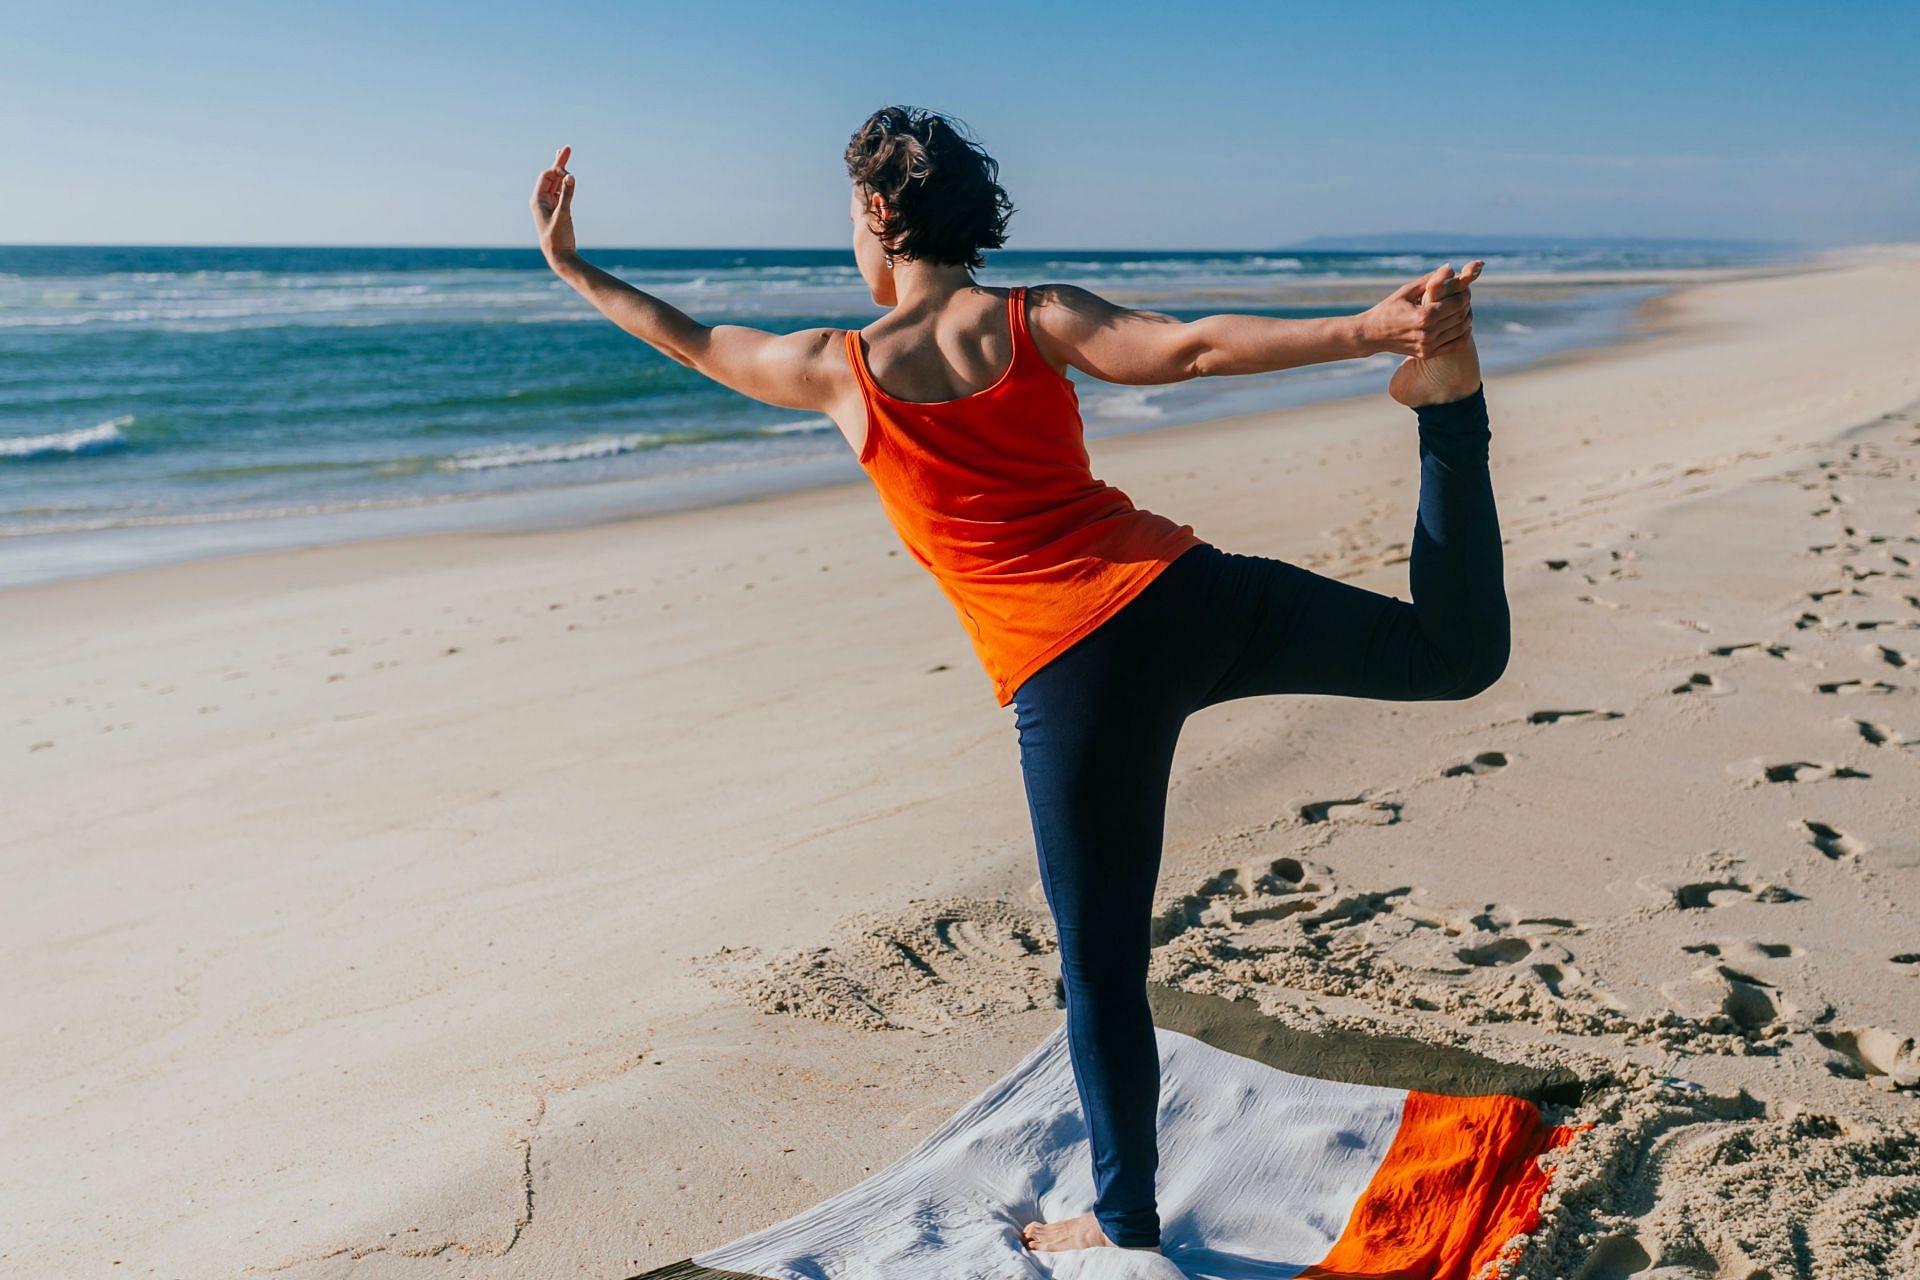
[[1284, 233, 1794, 254]]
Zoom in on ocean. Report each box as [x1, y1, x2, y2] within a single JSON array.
[[0, 243, 1786, 587]]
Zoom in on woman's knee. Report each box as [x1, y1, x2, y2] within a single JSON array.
[[1435, 625, 1511, 700]]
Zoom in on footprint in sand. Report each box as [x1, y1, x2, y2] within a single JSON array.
[[1455, 936, 1533, 967], [1814, 1025, 1920, 1090], [1655, 876, 1805, 911], [699, 896, 1061, 1033], [1151, 860, 1629, 1034], [1573, 1234, 1653, 1280], [1815, 677, 1899, 696], [1682, 939, 1799, 961], [1738, 760, 1871, 785], [1707, 641, 1792, 660], [1804, 610, 1912, 633], [1154, 857, 1334, 940], [1660, 962, 1791, 1034], [1872, 644, 1912, 668], [1528, 708, 1626, 725], [1800, 819, 1868, 860], [1670, 672, 1724, 696], [1295, 796, 1402, 826], [1565, 548, 1643, 586], [1440, 750, 1510, 778]]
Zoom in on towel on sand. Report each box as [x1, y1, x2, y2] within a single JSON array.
[[631, 986, 1583, 1280]]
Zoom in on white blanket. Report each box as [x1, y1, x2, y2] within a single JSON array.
[[693, 1025, 1412, 1280]]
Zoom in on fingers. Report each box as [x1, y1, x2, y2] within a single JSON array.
[[1412, 285, 1473, 356], [1437, 260, 1485, 299], [530, 146, 576, 220], [1429, 301, 1473, 335], [1421, 263, 1456, 306], [1414, 319, 1472, 358], [1391, 276, 1429, 302]]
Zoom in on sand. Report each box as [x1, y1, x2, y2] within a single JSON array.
[[3, 245, 1918, 1279]]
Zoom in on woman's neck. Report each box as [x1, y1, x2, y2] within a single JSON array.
[[886, 259, 979, 313]]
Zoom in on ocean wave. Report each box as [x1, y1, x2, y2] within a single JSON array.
[[439, 418, 833, 471], [0, 490, 479, 537], [0, 416, 132, 460], [439, 430, 702, 471], [1085, 387, 1169, 423]]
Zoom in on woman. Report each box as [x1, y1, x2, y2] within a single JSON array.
[[531, 106, 1503, 1256]]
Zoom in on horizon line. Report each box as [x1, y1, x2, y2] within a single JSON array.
[[0, 234, 1815, 254]]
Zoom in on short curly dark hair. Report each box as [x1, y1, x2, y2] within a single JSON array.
[[845, 106, 1014, 270]]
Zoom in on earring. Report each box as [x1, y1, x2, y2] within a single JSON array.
[[883, 252, 895, 270]]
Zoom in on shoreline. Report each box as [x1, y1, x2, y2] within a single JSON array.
[[5, 243, 1918, 1277], [0, 254, 1819, 594]]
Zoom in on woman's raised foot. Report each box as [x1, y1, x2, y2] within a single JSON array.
[[1389, 260, 1484, 408]]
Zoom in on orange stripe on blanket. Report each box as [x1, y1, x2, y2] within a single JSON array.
[[1299, 1090, 1580, 1280]]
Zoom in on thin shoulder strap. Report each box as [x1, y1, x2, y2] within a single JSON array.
[[844, 328, 877, 395], [1007, 284, 1040, 370]]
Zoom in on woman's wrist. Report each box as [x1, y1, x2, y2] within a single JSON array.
[[1346, 312, 1383, 359]]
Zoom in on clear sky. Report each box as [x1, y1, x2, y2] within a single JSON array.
[[6, 0, 1916, 249]]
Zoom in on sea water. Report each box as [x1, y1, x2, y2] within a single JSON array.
[[0, 243, 1786, 586]]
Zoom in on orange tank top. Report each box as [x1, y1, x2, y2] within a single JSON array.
[[844, 285, 1205, 706]]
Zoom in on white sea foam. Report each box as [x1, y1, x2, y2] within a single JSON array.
[[440, 417, 832, 471], [0, 490, 476, 537], [440, 433, 672, 471], [1087, 387, 1169, 423], [0, 416, 132, 459]]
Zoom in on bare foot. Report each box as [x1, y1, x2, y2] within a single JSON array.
[[1020, 1211, 1163, 1253], [1389, 260, 1484, 408]]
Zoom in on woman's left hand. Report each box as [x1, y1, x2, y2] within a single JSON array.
[[1358, 260, 1483, 358], [531, 146, 577, 264]]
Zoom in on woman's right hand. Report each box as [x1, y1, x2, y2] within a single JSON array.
[[530, 146, 577, 265], [1358, 262, 1477, 358]]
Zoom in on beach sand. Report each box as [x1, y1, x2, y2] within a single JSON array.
[[4, 245, 1918, 1278]]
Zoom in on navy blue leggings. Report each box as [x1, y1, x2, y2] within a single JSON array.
[[1010, 387, 1507, 1248]]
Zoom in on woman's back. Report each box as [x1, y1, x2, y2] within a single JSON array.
[[853, 285, 1016, 405], [846, 285, 1203, 706]]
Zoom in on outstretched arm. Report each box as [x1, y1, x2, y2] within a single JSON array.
[[531, 148, 843, 413], [1027, 262, 1482, 386]]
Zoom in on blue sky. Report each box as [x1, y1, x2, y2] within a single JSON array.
[[5, 1, 1915, 248]]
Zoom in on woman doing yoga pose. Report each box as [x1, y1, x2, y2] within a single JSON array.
[[531, 106, 1504, 1257]]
